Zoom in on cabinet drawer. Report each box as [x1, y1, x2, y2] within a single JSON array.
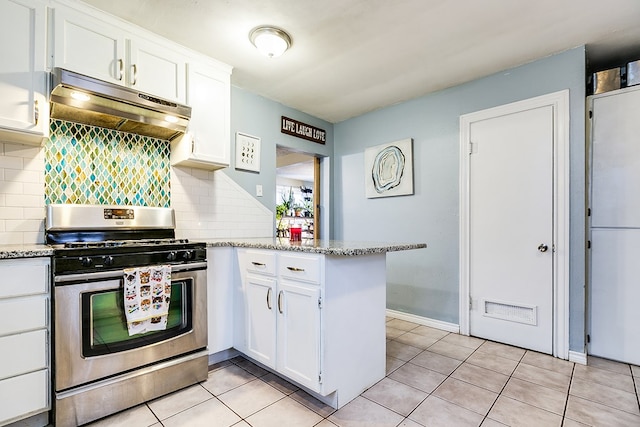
[[0, 330, 47, 380], [0, 369, 49, 424], [0, 259, 49, 299], [278, 254, 321, 284], [241, 250, 277, 276], [0, 296, 47, 336]]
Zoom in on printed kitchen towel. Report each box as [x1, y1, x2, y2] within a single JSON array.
[[123, 265, 172, 336]]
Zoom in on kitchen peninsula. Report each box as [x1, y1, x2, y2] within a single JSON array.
[[0, 238, 425, 423], [205, 238, 426, 409]]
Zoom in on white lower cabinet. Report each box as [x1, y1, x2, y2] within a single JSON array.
[[276, 279, 321, 390], [236, 249, 386, 408], [238, 249, 323, 392], [0, 258, 50, 427], [244, 273, 277, 367]]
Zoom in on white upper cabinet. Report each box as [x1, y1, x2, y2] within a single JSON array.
[[51, 3, 187, 104], [127, 38, 186, 103], [51, 5, 125, 85], [171, 61, 231, 170], [0, 0, 48, 144]]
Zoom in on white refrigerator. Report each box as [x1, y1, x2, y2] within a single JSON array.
[[589, 84, 640, 365]]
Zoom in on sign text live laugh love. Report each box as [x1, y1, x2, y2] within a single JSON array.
[[281, 116, 326, 144]]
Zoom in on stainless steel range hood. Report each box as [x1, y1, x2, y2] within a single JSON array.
[[50, 68, 191, 141]]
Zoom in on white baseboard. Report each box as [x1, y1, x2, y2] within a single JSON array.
[[208, 348, 240, 366], [386, 309, 460, 333], [569, 350, 587, 365]]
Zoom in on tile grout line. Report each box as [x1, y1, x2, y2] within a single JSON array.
[[390, 325, 576, 426], [560, 363, 576, 426], [468, 342, 525, 426]]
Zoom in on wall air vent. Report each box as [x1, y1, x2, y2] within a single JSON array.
[[482, 299, 537, 326]]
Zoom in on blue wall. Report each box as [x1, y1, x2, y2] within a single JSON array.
[[226, 87, 334, 219], [332, 47, 586, 352]]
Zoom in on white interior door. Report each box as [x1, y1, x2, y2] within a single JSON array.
[[467, 105, 554, 354]]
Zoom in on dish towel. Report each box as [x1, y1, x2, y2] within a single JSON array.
[[123, 265, 172, 336]]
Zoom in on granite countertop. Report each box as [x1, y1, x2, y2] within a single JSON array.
[[0, 244, 54, 259], [204, 238, 426, 256], [0, 239, 426, 259]]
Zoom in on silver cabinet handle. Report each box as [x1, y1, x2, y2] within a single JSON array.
[[266, 287, 272, 310], [277, 291, 283, 314], [286, 267, 305, 272], [117, 59, 124, 81], [131, 64, 138, 85], [538, 244, 549, 253], [34, 100, 39, 125], [252, 261, 266, 266]]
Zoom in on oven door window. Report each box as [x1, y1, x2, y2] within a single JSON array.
[[81, 278, 193, 357]]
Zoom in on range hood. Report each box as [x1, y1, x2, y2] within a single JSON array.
[[50, 68, 191, 141]]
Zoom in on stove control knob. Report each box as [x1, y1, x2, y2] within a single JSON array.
[[167, 251, 177, 262], [80, 257, 93, 268], [104, 256, 115, 266], [182, 250, 194, 261]]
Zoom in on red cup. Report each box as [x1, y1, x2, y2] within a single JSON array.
[[289, 226, 302, 241]]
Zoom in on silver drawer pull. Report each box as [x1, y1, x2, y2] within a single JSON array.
[[252, 262, 266, 267], [266, 287, 272, 310], [286, 267, 305, 272]]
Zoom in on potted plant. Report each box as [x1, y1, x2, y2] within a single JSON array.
[[276, 187, 294, 235]]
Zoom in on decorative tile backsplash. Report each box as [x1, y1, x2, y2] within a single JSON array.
[[44, 120, 171, 207]]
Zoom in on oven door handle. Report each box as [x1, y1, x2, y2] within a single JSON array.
[[54, 262, 208, 283]]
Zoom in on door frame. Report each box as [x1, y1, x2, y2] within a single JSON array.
[[458, 90, 570, 359]]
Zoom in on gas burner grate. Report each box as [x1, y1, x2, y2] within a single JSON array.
[[63, 238, 190, 249]]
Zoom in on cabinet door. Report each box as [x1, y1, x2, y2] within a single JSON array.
[[52, 5, 126, 84], [245, 274, 276, 368], [171, 61, 230, 169], [128, 38, 186, 103], [591, 87, 640, 227], [277, 279, 321, 391], [0, 0, 48, 142]]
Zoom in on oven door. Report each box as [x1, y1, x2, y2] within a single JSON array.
[[54, 263, 207, 392]]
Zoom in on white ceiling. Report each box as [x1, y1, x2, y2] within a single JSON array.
[[82, 0, 640, 123]]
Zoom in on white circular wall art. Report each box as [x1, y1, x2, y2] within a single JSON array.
[[364, 138, 414, 198]]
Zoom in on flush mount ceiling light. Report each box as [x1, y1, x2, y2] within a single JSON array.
[[249, 26, 292, 58]]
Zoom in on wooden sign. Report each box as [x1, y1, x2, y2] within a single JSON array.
[[281, 116, 326, 144]]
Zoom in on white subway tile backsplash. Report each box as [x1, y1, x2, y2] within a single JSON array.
[[4, 143, 41, 158], [171, 167, 273, 240], [0, 180, 23, 194], [0, 155, 23, 169], [5, 219, 43, 232], [1, 231, 25, 245], [23, 207, 45, 220], [0, 142, 45, 244], [0, 207, 24, 220], [5, 168, 41, 184], [6, 194, 43, 208]]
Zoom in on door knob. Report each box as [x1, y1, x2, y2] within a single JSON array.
[[538, 244, 549, 253]]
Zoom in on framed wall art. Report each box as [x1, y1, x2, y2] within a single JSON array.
[[364, 138, 414, 198], [235, 132, 261, 172]]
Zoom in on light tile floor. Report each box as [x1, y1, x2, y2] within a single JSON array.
[[87, 317, 640, 427]]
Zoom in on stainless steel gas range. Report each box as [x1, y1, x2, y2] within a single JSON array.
[[46, 204, 208, 427]]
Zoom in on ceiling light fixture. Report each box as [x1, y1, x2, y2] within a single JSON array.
[[249, 26, 292, 58]]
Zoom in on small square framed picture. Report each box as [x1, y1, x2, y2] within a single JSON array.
[[235, 132, 261, 172]]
